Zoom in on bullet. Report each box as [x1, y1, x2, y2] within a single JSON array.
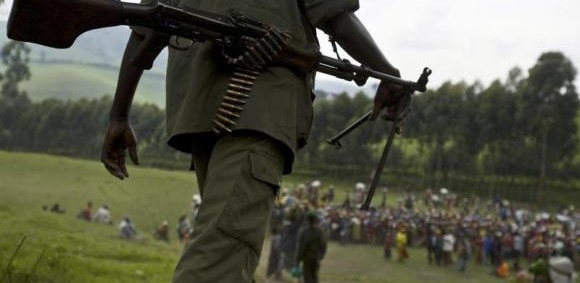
[[233, 72, 257, 81], [236, 68, 261, 76], [254, 43, 273, 62], [228, 83, 252, 92], [223, 95, 247, 105], [216, 113, 237, 125], [226, 90, 251, 99], [213, 120, 232, 134], [231, 77, 254, 86], [221, 102, 243, 111], [260, 37, 278, 57], [248, 47, 267, 66], [218, 108, 240, 119]]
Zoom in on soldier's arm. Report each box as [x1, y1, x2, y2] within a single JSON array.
[[320, 12, 402, 119], [320, 12, 399, 77], [109, 32, 146, 123], [101, 30, 166, 179]]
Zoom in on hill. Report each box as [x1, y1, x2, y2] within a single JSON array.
[[21, 63, 166, 106], [0, 151, 506, 283]]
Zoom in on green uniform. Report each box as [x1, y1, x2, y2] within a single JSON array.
[[165, 0, 359, 173], [165, 0, 359, 282]]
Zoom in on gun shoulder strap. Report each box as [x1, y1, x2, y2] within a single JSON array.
[[296, 0, 319, 46]]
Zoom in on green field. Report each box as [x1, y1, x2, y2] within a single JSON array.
[[21, 63, 166, 107], [0, 151, 516, 283]]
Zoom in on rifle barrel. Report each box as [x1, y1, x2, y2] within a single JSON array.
[[318, 56, 422, 91]]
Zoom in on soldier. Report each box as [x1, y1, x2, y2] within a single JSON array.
[[101, 0, 402, 282], [297, 212, 327, 283]]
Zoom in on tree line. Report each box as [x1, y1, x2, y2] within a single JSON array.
[[0, 40, 578, 204]]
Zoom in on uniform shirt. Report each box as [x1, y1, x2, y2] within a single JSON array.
[[164, 0, 359, 173]]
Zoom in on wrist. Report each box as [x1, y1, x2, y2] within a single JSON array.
[[109, 116, 130, 124]]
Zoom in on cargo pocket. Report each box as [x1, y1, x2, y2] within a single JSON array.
[[249, 151, 283, 190], [216, 150, 282, 252]]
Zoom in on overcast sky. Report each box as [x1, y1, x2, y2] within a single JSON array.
[[2, 0, 579, 88]]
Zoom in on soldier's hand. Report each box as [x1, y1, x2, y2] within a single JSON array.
[[101, 120, 139, 180], [371, 81, 404, 120]]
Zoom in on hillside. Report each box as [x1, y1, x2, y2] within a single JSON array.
[[0, 151, 506, 283], [21, 63, 166, 106]]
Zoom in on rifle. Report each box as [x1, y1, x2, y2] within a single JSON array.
[[8, 0, 428, 91]]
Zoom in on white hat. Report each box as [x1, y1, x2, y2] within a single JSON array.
[[192, 194, 201, 204]]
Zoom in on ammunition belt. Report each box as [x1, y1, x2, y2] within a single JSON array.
[[212, 27, 291, 134]]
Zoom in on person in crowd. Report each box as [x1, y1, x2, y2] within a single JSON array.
[[457, 237, 472, 272], [93, 204, 112, 224], [280, 206, 304, 273], [511, 262, 531, 283], [529, 247, 550, 283], [326, 186, 335, 204], [384, 230, 393, 260], [549, 242, 576, 283], [396, 226, 409, 263], [191, 194, 201, 221], [119, 217, 137, 240], [426, 225, 437, 264], [483, 232, 494, 266], [442, 229, 455, 266], [266, 226, 283, 282], [297, 212, 327, 283], [77, 201, 92, 221], [50, 203, 65, 214], [176, 214, 192, 243], [514, 231, 524, 264], [154, 220, 170, 242], [496, 260, 510, 278], [435, 228, 444, 265]]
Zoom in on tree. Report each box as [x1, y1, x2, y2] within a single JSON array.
[[518, 52, 579, 198], [0, 40, 31, 148]]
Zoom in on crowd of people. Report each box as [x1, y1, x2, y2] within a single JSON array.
[[265, 181, 579, 283], [44, 199, 200, 246], [42, 181, 578, 283]]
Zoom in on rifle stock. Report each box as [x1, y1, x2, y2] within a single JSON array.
[[8, 0, 134, 48], [7, 0, 238, 49]]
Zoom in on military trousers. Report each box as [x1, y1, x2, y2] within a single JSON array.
[[172, 131, 286, 283]]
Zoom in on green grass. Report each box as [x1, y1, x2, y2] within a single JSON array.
[[0, 151, 511, 283], [21, 63, 166, 107]]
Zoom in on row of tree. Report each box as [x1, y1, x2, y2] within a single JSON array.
[[304, 52, 579, 177], [0, 40, 578, 202]]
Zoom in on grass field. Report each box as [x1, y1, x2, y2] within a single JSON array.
[[0, 151, 521, 282]]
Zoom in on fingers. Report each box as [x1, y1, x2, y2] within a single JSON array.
[[102, 153, 126, 180], [101, 146, 130, 180], [119, 154, 129, 178], [129, 144, 139, 165]]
